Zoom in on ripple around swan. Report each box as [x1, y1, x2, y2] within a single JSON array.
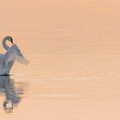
[[29, 93, 75, 97]]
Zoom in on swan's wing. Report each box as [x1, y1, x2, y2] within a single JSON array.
[[4, 44, 29, 65]]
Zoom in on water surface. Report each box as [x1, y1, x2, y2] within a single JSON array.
[[0, 0, 120, 120]]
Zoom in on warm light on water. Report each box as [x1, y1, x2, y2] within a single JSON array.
[[0, 0, 120, 120]]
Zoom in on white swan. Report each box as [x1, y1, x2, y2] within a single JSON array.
[[0, 36, 29, 76]]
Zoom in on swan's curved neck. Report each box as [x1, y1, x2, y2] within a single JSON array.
[[2, 37, 10, 51]]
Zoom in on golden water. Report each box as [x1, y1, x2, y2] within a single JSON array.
[[0, 0, 120, 120]]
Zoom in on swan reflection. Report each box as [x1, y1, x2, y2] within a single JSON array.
[[0, 76, 24, 113]]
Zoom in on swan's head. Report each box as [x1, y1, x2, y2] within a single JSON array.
[[4, 36, 14, 44], [3, 36, 14, 51]]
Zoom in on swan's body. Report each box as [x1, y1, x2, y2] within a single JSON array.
[[0, 36, 28, 75]]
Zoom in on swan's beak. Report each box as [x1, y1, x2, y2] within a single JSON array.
[[11, 41, 14, 44], [11, 39, 14, 44]]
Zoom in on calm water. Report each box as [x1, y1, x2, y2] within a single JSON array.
[[0, 0, 120, 120]]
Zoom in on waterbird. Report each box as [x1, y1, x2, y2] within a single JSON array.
[[0, 36, 29, 76]]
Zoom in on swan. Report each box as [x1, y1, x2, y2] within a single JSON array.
[[0, 36, 29, 76]]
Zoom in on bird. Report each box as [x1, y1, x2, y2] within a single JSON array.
[[0, 36, 29, 76]]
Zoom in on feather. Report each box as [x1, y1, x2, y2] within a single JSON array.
[[5, 44, 29, 65]]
